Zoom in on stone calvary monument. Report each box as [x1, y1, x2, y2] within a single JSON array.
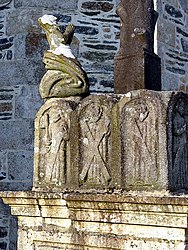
[[1, 3, 188, 249]]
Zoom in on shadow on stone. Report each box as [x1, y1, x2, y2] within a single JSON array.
[[167, 92, 188, 193], [0, 199, 18, 250]]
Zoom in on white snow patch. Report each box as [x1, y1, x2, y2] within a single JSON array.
[[125, 92, 131, 98], [40, 14, 57, 25], [49, 44, 75, 59]]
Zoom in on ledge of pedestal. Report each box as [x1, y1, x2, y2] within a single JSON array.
[[1, 191, 188, 249]]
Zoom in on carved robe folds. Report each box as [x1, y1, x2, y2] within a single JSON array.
[[33, 91, 188, 192], [33, 98, 77, 191], [119, 91, 168, 190]]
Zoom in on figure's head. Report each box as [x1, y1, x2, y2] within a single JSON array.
[[84, 103, 103, 123], [38, 15, 57, 30]]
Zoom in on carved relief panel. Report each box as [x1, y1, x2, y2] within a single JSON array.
[[119, 91, 165, 189], [77, 96, 116, 188], [33, 99, 74, 190], [168, 93, 188, 191]]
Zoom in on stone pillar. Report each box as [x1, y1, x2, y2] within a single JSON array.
[[114, 0, 161, 94]]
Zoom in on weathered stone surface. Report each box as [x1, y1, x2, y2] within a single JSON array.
[[81, 2, 114, 12], [33, 98, 78, 191], [119, 90, 171, 190], [0, 120, 33, 150], [6, 9, 42, 36], [1, 191, 188, 250], [0, 59, 45, 87], [14, 0, 78, 9], [15, 85, 43, 119], [25, 33, 48, 58], [77, 95, 120, 188], [38, 16, 89, 99], [168, 92, 188, 191], [157, 1, 188, 91], [114, 0, 161, 93], [8, 151, 33, 181]]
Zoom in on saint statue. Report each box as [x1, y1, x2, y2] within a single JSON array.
[[38, 15, 89, 99]]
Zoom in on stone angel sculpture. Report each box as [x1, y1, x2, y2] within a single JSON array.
[[38, 15, 89, 99]]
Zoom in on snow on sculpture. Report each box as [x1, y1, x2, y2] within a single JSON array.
[[38, 14, 89, 99]]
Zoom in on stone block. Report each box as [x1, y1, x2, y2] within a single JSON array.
[[15, 85, 43, 119], [25, 33, 48, 59], [33, 98, 79, 191], [0, 59, 45, 87], [11, 204, 40, 217], [167, 92, 188, 191], [0, 151, 7, 181], [118, 90, 171, 190], [7, 150, 33, 181], [13, 33, 26, 60], [7, 216, 17, 250], [81, 2, 114, 12], [0, 181, 32, 191], [158, 18, 176, 47], [44, 218, 71, 228], [76, 95, 120, 189], [14, 0, 78, 9], [0, 120, 34, 150], [41, 206, 69, 218], [6, 8, 42, 36]]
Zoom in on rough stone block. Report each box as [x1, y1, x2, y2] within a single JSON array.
[[76, 95, 120, 189], [0, 59, 45, 87], [168, 92, 188, 191], [41, 206, 69, 218], [8, 216, 17, 250], [0, 120, 34, 150], [7, 150, 33, 181], [0, 181, 32, 191], [25, 33, 48, 59], [33, 98, 79, 191], [6, 9, 42, 36], [15, 85, 43, 119], [118, 90, 171, 190], [14, 0, 78, 9]]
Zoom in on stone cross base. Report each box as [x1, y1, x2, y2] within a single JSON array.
[[114, 50, 161, 93], [33, 90, 188, 193], [1, 191, 188, 250]]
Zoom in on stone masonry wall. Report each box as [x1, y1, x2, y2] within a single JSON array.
[[157, 0, 188, 91], [0, 0, 187, 192], [0, 0, 121, 192]]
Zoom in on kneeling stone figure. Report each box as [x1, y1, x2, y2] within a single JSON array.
[[38, 14, 89, 99]]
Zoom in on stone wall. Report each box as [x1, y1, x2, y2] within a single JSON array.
[[0, 0, 188, 191], [157, 0, 188, 91], [0, 1, 188, 249], [0, 0, 121, 191]]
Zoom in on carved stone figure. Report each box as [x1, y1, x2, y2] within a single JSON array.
[[33, 99, 73, 189], [38, 15, 89, 99], [169, 94, 188, 190], [120, 95, 159, 188], [44, 107, 69, 184], [79, 101, 111, 187], [114, 0, 161, 93]]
